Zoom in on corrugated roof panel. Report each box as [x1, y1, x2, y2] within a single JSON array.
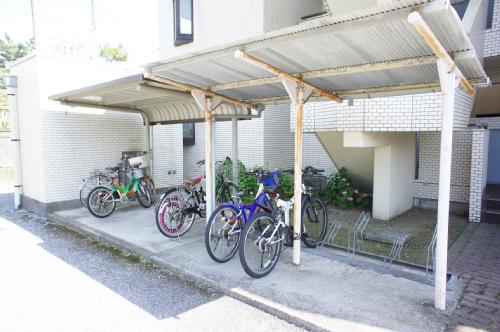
[[50, 0, 488, 124]]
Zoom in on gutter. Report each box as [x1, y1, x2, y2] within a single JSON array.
[[3, 75, 22, 209]]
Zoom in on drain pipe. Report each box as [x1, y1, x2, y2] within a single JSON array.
[[4, 75, 22, 209]]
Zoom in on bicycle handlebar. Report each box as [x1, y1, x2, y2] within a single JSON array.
[[282, 166, 324, 174]]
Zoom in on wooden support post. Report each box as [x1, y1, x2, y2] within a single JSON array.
[[293, 84, 304, 266], [407, 11, 474, 96], [434, 59, 459, 310], [232, 118, 239, 188], [205, 96, 216, 218]]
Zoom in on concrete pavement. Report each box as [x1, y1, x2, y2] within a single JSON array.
[[51, 204, 461, 332], [0, 194, 305, 332]]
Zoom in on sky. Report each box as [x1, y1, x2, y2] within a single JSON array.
[[0, 0, 159, 66]]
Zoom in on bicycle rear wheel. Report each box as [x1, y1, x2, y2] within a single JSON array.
[[239, 212, 282, 278], [80, 174, 112, 208], [87, 186, 116, 218], [205, 205, 241, 263], [301, 196, 328, 248], [136, 182, 152, 208]]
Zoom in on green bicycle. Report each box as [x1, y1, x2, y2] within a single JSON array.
[[86, 166, 152, 218]]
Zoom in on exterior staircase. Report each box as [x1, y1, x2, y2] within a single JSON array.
[[484, 184, 500, 224]]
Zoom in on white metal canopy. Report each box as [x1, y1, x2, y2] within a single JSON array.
[[49, 0, 488, 311], [51, 0, 487, 120]]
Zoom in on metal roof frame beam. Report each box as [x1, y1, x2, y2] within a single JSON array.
[[143, 72, 256, 109], [234, 50, 341, 103], [408, 11, 474, 95], [211, 55, 441, 92]]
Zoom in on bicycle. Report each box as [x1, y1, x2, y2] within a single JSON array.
[[155, 157, 239, 239], [204, 169, 278, 263], [238, 166, 328, 278], [79, 168, 116, 208], [80, 154, 156, 207], [86, 164, 152, 218]]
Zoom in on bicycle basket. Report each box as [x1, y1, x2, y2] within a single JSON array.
[[129, 155, 148, 168], [132, 168, 144, 179], [263, 171, 280, 193]]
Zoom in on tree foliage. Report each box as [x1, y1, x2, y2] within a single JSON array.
[[0, 34, 32, 68], [98, 43, 128, 62]]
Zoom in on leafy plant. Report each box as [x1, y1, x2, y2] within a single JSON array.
[[278, 172, 293, 199], [98, 43, 128, 62], [324, 167, 371, 210]]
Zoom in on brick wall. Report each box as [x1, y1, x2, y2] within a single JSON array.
[[469, 129, 490, 222], [10, 54, 184, 204], [413, 131, 472, 203], [484, 0, 500, 57], [292, 91, 474, 133], [470, 116, 500, 128]]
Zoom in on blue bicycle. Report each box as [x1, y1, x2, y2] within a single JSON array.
[[204, 169, 279, 263]]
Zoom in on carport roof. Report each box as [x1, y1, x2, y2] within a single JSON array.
[[50, 0, 488, 124]]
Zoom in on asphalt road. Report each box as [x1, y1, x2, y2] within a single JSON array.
[[0, 194, 305, 332]]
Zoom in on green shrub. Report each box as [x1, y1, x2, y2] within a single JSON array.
[[278, 172, 293, 199], [324, 167, 371, 210]]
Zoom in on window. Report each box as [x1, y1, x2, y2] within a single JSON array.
[[183, 123, 195, 145], [173, 0, 193, 46], [487, 0, 495, 29]]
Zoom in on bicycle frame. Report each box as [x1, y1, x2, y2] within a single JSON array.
[[219, 183, 274, 236], [103, 176, 142, 202]]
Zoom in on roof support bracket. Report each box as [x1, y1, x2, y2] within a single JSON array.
[[234, 50, 342, 103]]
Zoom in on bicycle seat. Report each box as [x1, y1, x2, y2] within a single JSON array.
[[183, 175, 203, 186], [105, 166, 119, 172]]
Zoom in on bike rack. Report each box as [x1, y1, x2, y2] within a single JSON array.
[[347, 211, 371, 256], [384, 232, 409, 266], [318, 221, 342, 249], [425, 226, 438, 278]]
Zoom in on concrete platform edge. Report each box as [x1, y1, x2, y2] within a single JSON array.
[[48, 212, 329, 332]]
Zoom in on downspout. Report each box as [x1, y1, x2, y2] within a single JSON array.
[[4, 75, 22, 209]]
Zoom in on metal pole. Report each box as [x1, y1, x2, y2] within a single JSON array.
[[293, 85, 304, 266], [205, 97, 215, 218], [30, 0, 39, 50], [4, 75, 21, 209], [232, 118, 239, 187], [434, 59, 458, 310]]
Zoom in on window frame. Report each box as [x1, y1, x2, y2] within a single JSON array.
[[173, 0, 193, 46], [183, 123, 196, 145]]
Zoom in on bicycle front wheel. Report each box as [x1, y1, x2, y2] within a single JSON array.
[[239, 212, 282, 278], [155, 187, 196, 238], [301, 196, 328, 248], [205, 205, 241, 263], [80, 174, 112, 208]]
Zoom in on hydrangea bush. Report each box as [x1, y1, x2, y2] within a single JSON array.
[[324, 167, 371, 210]]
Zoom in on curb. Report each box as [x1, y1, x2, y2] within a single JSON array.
[[49, 213, 330, 332]]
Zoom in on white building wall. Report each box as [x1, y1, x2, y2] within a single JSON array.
[[303, 134, 336, 176], [9, 56, 45, 203], [183, 117, 265, 179], [263, 104, 294, 170], [10, 54, 183, 205], [413, 131, 472, 204], [151, 124, 184, 188], [469, 129, 490, 222], [263, 0, 324, 32], [158, 0, 264, 59], [484, 0, 500, 57], [292, 91, 473, 133]]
